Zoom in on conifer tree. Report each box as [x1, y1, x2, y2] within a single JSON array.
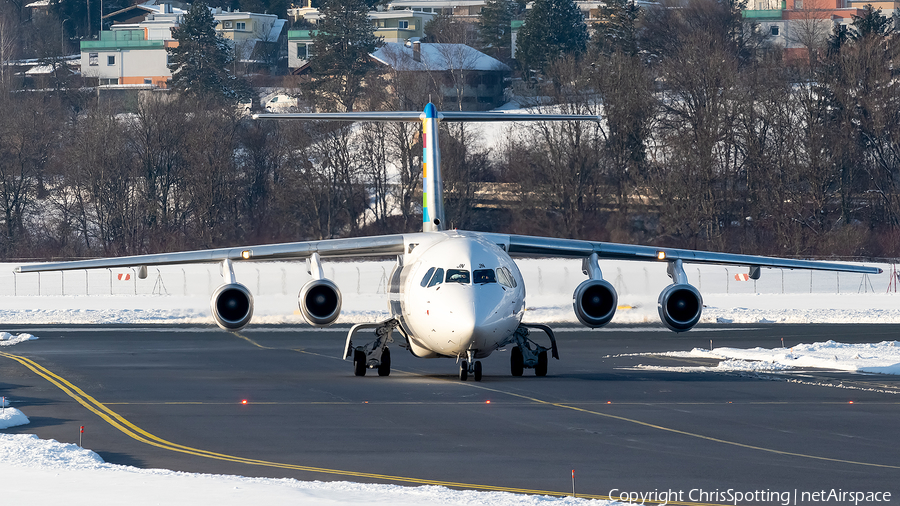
[[478, 0, 525, 59], [515, 0, 587, 75], [167, 1, 244, 102], [305, 0, 382, 112], [592, 0, 641, 57]]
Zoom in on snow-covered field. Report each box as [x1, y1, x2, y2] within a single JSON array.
[[2, 256, 899, 504], [0, 258, 896, 326]]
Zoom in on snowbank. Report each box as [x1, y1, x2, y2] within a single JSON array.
[[0, 434, 612, 506]]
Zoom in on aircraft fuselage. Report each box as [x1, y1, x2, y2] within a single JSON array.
[[388, 231, 526, 360]]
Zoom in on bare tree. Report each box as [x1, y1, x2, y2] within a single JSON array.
[[785, 0, 834, 69]]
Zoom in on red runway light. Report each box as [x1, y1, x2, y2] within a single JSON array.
[[607, 401, 612, 404], [486, 400, 491, 404], [849, 401, 854, 404], [241, 400, 248, 404]]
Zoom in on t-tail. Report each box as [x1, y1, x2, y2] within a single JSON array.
[[254, 104, 600, 233]]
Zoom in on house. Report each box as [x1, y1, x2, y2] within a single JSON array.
[[743, 0, 865, 61], [288, 9, 435, 71], [80, 6, 286, 87], [371, 41, 511, 110], [80, 29, 176, 87]]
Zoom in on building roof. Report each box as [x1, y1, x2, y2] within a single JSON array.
[[371, 42, 510, 72]]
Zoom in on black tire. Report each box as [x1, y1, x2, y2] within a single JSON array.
[[353, 350, 367, 377], [459, 360, 468, 381], [535, 350, 548, 377], [473, 360, 482, 382], [377, 348, 391, 377], [510, 346, 524, 377]]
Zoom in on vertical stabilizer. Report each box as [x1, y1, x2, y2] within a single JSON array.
[[421, 103, 445, 232]]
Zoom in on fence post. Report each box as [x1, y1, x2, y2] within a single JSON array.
[[61, 271, 65, 296], [38, 272, 41, 296], [781, 269, 784, 294], [13, 272, 16, 296], [85, 270, 89, 295], [132, 268, 137, 295], [182, 268, 187, 296], [697, 268, 701, 291], [108, 269, 113, 295], [724, 268, 729, 294]]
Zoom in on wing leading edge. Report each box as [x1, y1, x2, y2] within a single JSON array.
[[498, 234, 882, 274], [14, 235, 407, 274]]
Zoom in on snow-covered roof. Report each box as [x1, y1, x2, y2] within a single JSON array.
[[371, 42, 510, 72], [25, 0, 50, 7]]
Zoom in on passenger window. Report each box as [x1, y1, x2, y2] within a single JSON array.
[[445, 269, 470, 284], [473, 269, 497, 284], [427, 268, 444, 288], [420, 267, 435, 287]]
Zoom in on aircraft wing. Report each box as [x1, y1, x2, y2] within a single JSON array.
[[14, 235, 407, 274], [492, 234, 882, 274]]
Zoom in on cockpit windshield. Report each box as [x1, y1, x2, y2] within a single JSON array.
[[473, 269, 497, 284], [445, 269, 470, 284]]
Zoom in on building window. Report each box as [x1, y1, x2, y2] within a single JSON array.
[[398, 20, 409, 29], [770, 25, 780, 36], [794, 0, 802, 7], [236, 22, 246, 30], [107, 55, 115, 65], [89, 52, 98, 66], [297, 44, 307, 59], [144, 78, 152, 84]]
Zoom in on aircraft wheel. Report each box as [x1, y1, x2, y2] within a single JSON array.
[[377, 348, 391, 377], [474, 361, 482, 382], [535, 350, 548, 377], [353, 350, 367, 377], [459, 360, 468, 381], [510, 346, 524, 377]]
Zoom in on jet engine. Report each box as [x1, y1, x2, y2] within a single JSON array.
[[657, 283, 702, 332], [211, 283, 254, 331], [573, 279, 618, 327], [299, 278, 342, 326]]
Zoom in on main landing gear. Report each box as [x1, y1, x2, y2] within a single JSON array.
[[506, 324, 558, 377], [344, 318, 402, 377]]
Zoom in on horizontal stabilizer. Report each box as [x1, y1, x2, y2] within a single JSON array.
[[253, 110, 601, 123]]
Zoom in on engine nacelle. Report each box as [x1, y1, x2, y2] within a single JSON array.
[[211, 283, 254, 331], [299, 278, 342, 326], [657, 283, 703, 332], [573, 279, 618, 328]]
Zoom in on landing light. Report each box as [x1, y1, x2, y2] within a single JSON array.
[[241, 250, 252, 259], [657, 251, 666, 260], [241, 399, 248, 404]]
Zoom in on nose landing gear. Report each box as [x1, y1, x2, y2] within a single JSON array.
[[458, 351, 483, 381]]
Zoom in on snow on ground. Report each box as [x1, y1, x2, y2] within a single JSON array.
[[618, 340, 900, 376], [0, 433, 613, 506], [0, 332, 38, 346], [0, 408, 30, 429], [1, 256, 898, 503]]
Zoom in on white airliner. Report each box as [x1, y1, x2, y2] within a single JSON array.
[[15, 103, 881, 381]]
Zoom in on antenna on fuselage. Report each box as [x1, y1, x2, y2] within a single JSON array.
[[253, 105, 600, 234]]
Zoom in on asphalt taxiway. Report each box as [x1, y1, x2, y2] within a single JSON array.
[[2, 323, 898, 503]]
